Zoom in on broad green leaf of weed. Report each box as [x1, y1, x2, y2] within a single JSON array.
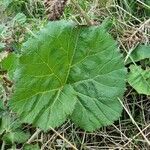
[[128, 65, 150, 95], [0, 113, 21, 134], [2, 130, 30, 144], [0, 112, 28, 144], [126, 45, 150, 64], [100, 18, 113, 31], [0, 53, 19, 79], [10, 20, 126, 131], [0, 114, 11, 134]]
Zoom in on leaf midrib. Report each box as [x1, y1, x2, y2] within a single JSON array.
[[63, 28, 80, 85]]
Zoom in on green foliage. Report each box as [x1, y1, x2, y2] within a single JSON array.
[[13, 13, 27, 25], [2, 130, 30, 144], [10, 20, 126, 131], [1, 0, 27, 14], [0, 0, 44, 19], [0, 24, 7, 38], [128, 65, 150, 95], [126, 45, 150, 64], [0, 93, 29, 145], [0, 53, 19, 79], [145, 0, 150, 6], [116, 0, 150, 20], [23, 144, 40, 150], [0, 114, 11, 134], [100, 18, 113, 31], [127, 44, 150, 95], [0, 43, 5, 51], [0, 100, 4, 110], [0, 113, 30, 144], [0, 0, 13, 10]]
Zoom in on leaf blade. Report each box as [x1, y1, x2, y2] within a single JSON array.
[[68, 25, 126, 131], [10, 20, 126, 131], [126, 45, 150, 64], [128, 65, 150, 95]]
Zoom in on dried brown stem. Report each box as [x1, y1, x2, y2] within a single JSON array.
[[70, 0, 93, 25], [44, 0, 68, 21]]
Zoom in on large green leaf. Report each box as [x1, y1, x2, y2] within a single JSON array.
[[128, 65, 150, 95], [10, 20, 126, 131]]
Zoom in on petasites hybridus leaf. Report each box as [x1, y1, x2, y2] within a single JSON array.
[[10, 20, 126, 131]]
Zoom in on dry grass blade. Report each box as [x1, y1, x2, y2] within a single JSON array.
[[118, 98, 150, 146], [123, 124, 150, 148], [50, 127, 78, 150], [136, 0, 150, 9], [70, 0, 93, 25], [26, 128, 41, 144], [44, 0, 68, 20]]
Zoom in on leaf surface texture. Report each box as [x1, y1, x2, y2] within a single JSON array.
[[10, 21, 126, 131], [128, 65, 150, 95]]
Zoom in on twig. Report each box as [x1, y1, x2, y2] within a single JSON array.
[[123, 124, 150, 148], [1, 141, 5, 150], [124, 42, 139, 63], [112, 124, 139, 149], [110, 4, 142, 23], [118, 98, 150, 146], [50, 127, 78, 150], [129, 18, 150, 39], [26, 128, 41, 144], [80, 131, 86, 150], [136, 0, 150, 9], [70, 0, 93, 25]]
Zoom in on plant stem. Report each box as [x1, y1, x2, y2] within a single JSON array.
[[1, 141, 5, 150], [26, 128, 41, 144], [70, 0, 93, 25], [50, 127, 78, 150], [118, 98, 150, 146]]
